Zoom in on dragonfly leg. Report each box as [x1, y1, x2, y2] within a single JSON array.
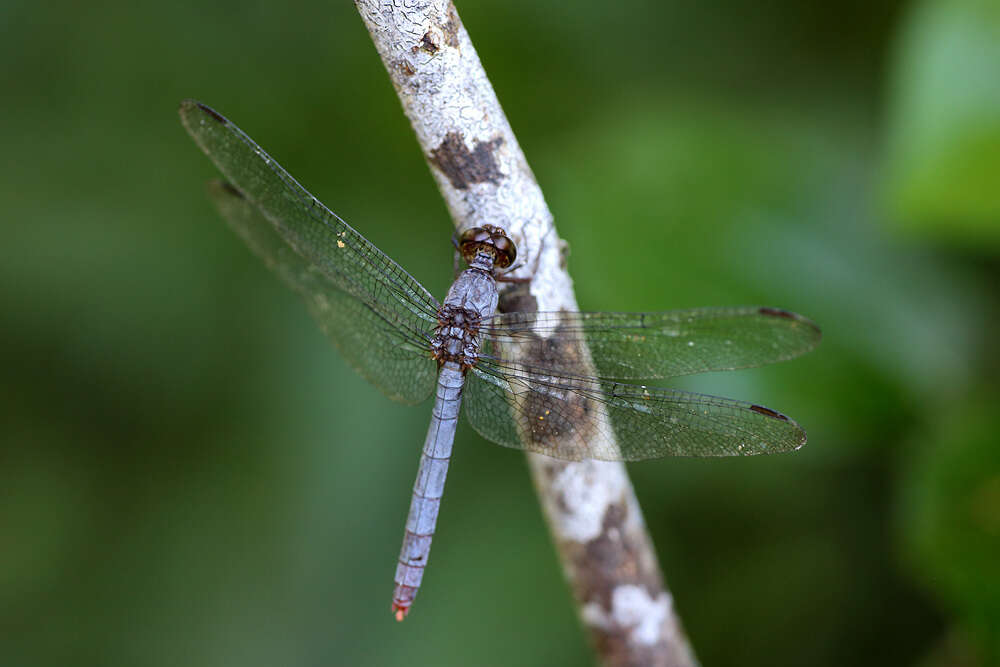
[[451, 232, 463, 279]]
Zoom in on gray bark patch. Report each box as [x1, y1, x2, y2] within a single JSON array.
[[443, 3, 461, 48], [430, 132, 505, 189], [517, 317, 599, 451], [498, 284, 537, 314]]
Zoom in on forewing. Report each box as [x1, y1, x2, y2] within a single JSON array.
[[464, 359, 806, 461], [480, 307, 821, 380], [208, 179, 437, 404], [179, 100, 440, 337]]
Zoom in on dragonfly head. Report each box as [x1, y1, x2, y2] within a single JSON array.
[[458, 225, 516, 270]]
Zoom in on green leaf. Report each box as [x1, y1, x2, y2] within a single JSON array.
[[897, 392, 1000, 661], [883, 0, 1000, 240]]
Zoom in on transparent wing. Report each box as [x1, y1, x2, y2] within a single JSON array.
[[480, 307, 821, 380], [464, 354, 806, 461], [204, 178, 436, 404], [179, 100, 440, 342]]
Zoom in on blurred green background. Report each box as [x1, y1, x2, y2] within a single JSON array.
[[2, 0, 999, 665]]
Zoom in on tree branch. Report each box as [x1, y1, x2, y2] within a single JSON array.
[[354, 2, 697, 664]]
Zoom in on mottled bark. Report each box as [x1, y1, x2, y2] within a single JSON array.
[[354, 1, 697, 664]]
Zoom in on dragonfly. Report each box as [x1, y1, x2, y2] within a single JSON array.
[[178, 100, 821, 621]]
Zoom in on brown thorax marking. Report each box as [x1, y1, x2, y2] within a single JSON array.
[[431, 304, 483, 369]]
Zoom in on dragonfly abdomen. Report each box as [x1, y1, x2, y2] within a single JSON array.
[[392, 364, 465, 620]]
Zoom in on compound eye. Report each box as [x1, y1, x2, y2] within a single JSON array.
[[492, 236, 517, 268], [458, 227, 487, 259], [458, 227, 485, 245]]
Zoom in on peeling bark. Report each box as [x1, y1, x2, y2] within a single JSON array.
[[355, 2, 698, 664]]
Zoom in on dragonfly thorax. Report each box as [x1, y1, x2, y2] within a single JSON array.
[[431, 305, 483, 368], [432, 265, 501, 369]]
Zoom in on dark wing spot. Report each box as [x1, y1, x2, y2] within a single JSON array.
[[750, 404, 790, 422], [759, 306, 822, 337], [757, 306, 823, 342], [218, 181, 245, 199], [196, 102, 227, 125], [430, 132, 505, 189], [759, 307, 796, 320]]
